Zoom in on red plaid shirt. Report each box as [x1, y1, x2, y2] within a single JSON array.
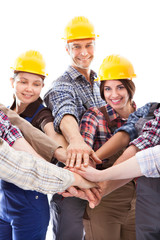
[[80, 103, 136, 151], [0, 110, 22, 146]]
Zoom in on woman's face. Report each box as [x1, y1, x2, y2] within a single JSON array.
[[10, 72, 44, 106], [103, 80, 130, 112]]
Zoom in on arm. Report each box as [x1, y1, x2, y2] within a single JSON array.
[[95, 104, 152, 160], [0, 138, 97, 194], [96, 131, 130, 160], [130, 107, 160, 150], [44, 122, 68, 149], [60, 115, 101, 168], [0, 103, 60, 162]]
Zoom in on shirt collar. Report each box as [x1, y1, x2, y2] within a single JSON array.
[[10, 97, 43, 118], [106, 101, 137, 122], [66, 65, 97, 84]]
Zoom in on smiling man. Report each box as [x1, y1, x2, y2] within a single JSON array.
[[44, 16, 105, 240]]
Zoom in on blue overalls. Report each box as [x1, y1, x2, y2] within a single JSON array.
[[0, 104, 50, 240]]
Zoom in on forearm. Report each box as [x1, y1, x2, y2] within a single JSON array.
[[99, 156, 142, 182], [60, 115, 84, 143], [0, 104, 60, 162], [0, 139, 75, 194], [112, 144, 140, 165], [100, 179, 132, 197], [12, 138, 42, 158], [44, 122, 68, 149], [96, 131, 130, 160]]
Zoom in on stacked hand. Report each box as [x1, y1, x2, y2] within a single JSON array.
[[56, 141, 103, 208]]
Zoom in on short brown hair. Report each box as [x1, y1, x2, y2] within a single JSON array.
[[100, 79, 136, 101]]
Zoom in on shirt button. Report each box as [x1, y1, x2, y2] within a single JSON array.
[[35, 195, 39, 199]]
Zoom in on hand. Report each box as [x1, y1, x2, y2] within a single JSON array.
[[66, 140, 101, 168], [72, 172, 98, 189], [71, 164, 101, 182], [59, 186, 102, 208]]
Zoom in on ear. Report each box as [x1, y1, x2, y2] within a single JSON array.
[[65, 45, 70, 56], [10, 77, 15, 88]]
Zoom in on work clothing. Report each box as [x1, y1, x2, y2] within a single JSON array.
[[0, 103, 59, 162], [136, 145, 160, 177], [115, 102, 152, 141], [44, 65, 105, 240], [0, 137, 74, 194], [0, 110, 22, 145], [80, 103, 136, 240], [0, 99, 53, 239], [44, 66, 105, 132], [117, 103, 160, 239]]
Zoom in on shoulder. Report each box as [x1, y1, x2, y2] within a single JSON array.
[[82, 106, 105, 119]]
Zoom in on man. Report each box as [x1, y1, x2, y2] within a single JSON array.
[[44, 16, 105, 240]]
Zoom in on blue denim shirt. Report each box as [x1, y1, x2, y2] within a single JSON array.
[[115, 103, 151, 140]]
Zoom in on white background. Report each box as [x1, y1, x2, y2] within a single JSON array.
[[0, 0, 160, 238], [1, 0, 160, 108]]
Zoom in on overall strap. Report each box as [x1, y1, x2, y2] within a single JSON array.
[[97, 106, 126, 169], [99, 106, 117, 134], [25, 104, 44, 123]]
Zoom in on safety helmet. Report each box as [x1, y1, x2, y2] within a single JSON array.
[[62, 16, 99, 42], [96, 55, 136, 81], [11, 50, 47, 77]]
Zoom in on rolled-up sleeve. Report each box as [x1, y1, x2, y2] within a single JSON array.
[[44, 82, 79, 133], [131, 108, 160, 150], [136, 145, 160, 177], [0, 139, 75, 194], [115, 103, 151, 141], [0, 110, 22, 146]]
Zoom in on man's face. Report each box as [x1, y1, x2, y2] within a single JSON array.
[[66, 39, 95, 70]]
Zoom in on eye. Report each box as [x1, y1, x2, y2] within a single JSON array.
[[33, 82, 42, 87], [104, 87, 111, 91], [86, 43, 94, 48], [118, 85, 125, 90], [20, 80, 27, 84], [73, 45, 81, 49]]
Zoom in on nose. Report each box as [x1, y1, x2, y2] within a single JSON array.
[[81, 47, 88, 56], [111, 89, 119, 97], [25, 84, 33, 92]]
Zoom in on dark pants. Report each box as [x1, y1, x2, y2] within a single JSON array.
[[50, 194, 87, 240], [0, 180, 49, 240], [136, 177, 160, 240]]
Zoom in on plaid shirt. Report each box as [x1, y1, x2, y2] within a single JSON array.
[[80, 104, 131, 151], [0, 110, 22, 146], [0, 138, 74, 194], [136, 145, 160, 177], [131, 107, 160, 150], [115, 102, 152, 141], [44, 66, 105, 133]]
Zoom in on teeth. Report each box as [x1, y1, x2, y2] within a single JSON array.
[[112, 99, 120, 102], [24, 94, 32, 97]]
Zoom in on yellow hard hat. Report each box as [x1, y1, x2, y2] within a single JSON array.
[[62, 16, 99, 42], [11, 50, 47, 77], [96, 55, 136, 81]]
